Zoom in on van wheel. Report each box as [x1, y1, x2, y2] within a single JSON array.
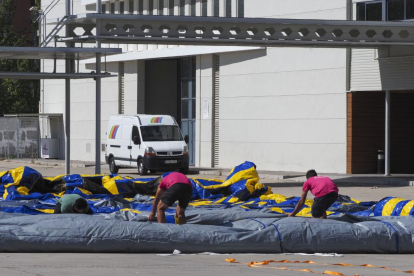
[[179, 167, 189, 174], [138, 159, 148, 176], [109, 157, 119, 174]]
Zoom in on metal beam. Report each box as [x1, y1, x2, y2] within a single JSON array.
[[58, 14, 414, 47], [0, 72, 115, 79]]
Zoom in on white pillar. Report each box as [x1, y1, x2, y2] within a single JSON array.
[[385, 90, 391, 176]]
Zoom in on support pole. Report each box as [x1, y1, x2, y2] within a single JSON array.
[[95, 0, 102, 174], [65, 62, 71, 175], [65, 0, 72, 175], [385, 90, 391, 176]]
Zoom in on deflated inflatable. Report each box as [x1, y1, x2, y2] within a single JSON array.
[[0, 161, 413, 253]]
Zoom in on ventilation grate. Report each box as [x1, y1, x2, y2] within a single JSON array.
[[119, 62, 125, 114], [213, 54, 220, 167]]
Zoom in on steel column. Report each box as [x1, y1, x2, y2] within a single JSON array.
[[64, 63, 71, 175], [95, 0, 102, 174], [65, 0, 72, 175], [385, 90, 391, 176]]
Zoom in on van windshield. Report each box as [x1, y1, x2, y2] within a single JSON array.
[[140, 125, 183, 142]]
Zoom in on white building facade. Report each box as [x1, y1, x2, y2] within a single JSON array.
[[40, 0, 414, 174]]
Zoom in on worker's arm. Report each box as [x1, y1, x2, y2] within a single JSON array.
[[148, 188, 165, 221], [289, 190, 308, 217]]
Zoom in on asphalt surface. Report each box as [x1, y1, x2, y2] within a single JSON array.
[[1, 160, 414, 275]]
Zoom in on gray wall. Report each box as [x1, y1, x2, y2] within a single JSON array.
[[145, 59, 179, 119]]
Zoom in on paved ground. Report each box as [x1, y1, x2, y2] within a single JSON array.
[[0, 253, 412, 276], [1, 160, 414, 275]]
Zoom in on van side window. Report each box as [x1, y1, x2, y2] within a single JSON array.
[[132, 126, 139, 140]]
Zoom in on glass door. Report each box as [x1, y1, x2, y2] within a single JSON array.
[[180, 57, 196, 166]]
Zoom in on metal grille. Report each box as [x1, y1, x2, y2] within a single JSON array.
[[213, 54, 220, 167], [119, 62, 125, 114], [0, 117, 40, 159]]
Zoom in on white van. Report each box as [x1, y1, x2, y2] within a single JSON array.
[[105, 114, 189, 175]]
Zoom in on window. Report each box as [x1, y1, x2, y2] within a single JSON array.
[[159, 0, 164, 15], [226, 0, 232, 17], [132, 126, 139, 140], [129, 0, 134, 13], [358, 0, 414, 21], [357, 2, 382, 21], [408, 0, 414, 18], [237, 0, 244, 17], [191, 0, 196, 16], [149, 0, 154, 15], [120, 1, 125, 14], [140, 126, 183, 142], [214, 0, 219, 16], [169, 0, 174, 15], [202, 0, 207, 16], [180, 0, 185, 15], [139, 0, 144, 14], [387, 0, 404, 20], [102, 4, 106, 13], [111, 2, 115, 14]]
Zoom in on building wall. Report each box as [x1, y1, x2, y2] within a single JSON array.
[[42, 0, 350, 173], [213, 0, 348, 173]]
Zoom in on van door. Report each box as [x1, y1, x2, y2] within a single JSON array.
[[119, 124, 133, 166], [130, 125, 142, 167]]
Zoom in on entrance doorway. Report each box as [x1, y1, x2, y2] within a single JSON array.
[[144, 57, 196, 166], [347, 91, 414, 174]]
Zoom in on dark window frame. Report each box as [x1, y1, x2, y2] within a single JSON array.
[[120, 1, 125, 14], [357, 0, 414, 21]]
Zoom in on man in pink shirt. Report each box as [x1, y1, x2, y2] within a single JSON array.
[[289, 169, 339, 219], [148, 172, 193, 224]]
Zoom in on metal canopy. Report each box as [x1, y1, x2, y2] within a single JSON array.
[[56, 14, 414, 47], [0, 47, 122, 60], [0, 72, 115, 79]]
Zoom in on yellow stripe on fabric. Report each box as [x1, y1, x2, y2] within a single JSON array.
[[296, 208, 334, 217], [2, 167, 26, 196], [297, 207, 312, 217], [36, 209, 55, 214], [401, 200, 414, 216], [189, 201, 219, 206], [350, 198, 360, 204], [260, 194, 287, 204], [120, 208, 141, 214], [269, 207, 285, 214], [77, 188, 92, 195], [52, 191, 66, 197], [305, 199, 314, 207], [16, 187, 30, 195], [382, 198, 406, 216], [102, 175, 121, 195], [193, 167, 258, 190]]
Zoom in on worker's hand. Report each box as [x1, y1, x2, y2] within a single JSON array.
[[148, 212, 156, 221]]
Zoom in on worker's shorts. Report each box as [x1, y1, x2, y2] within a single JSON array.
[[161, 183, 193, 209], [311, 192, 338, 218]]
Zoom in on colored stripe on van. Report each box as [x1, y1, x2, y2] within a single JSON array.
[[150, 117, 163, 123], [109, 125, 120, 139]]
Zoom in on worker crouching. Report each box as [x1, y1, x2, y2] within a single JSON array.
[[149, 172, 193, 224]]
